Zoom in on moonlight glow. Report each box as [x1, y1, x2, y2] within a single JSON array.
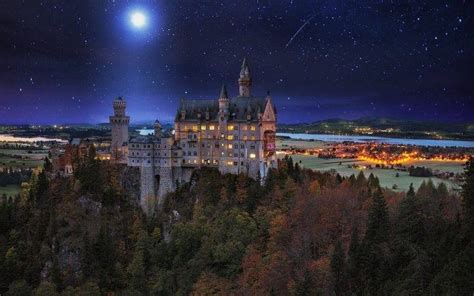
[[130, 11, 147, 29]]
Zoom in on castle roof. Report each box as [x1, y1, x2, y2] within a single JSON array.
[[176, 96, 268, 122]]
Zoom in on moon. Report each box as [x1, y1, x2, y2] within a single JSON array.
[[130, 11, 147, 29]]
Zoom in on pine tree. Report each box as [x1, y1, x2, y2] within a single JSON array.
[[462, 157, 474, 235], [127, 249, 147, 295], [347, 227, 361, 294], [33, 282, 58, 296], [331, 240, 347, 296], [396, 185, 424, 244], [366, 189, 389, 243], [363, 190, 391, 295]]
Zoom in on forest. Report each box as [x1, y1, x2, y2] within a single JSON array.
[[0, 146, 473, 295]]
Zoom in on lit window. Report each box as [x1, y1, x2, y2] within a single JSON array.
[[227, 135, 234, 140], [201, 125, 206, 131], [192, 125, 198, 131], [227, 125, 234, 131], [227, 144, 233, 149], [227, 161, 233, 165], [251, 136, 256, 140], [250, 125, 256, 131], [209, 125, 215, 130], [249, 153, 256, 159]]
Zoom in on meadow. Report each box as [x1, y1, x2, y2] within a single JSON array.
[[277, 138, 464, 192], [0, 148, 47, 197]]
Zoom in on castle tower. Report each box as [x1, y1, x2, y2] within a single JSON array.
[[238, 58, 252, 97], [110, 96, 130, 161], [154, 120, 162, 138], [218, 84, 229, 116]]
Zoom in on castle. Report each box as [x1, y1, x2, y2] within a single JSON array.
[[110, 59, 277, 210]]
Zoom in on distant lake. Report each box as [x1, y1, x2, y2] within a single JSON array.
[[277, 133, 474, 148], [138, 129, 154, 136], [0, 134, 67, 143]]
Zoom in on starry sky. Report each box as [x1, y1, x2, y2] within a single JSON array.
[[0, 0, 472, 124]]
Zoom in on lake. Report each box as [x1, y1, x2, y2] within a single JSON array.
[[277, 133, 474, 148], [0, 134, 67, 143]]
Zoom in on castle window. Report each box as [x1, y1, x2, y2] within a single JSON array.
[[215, 143, 219, 148], [250, 125, 256, 131], [233, 161, 238, 166], [251, 136, 256, 141], [227, 125, 234, 131], [227, 144, 232, 149], [192, 125, 198, 131], [249, 153, 256, 159], [201, 125, 206, 131], [209, 125, 215, 130], [250, 145, 256, 149], [227, 135, 234, 140], [226, 161, 233, 166], [193, 151, 197, 156]]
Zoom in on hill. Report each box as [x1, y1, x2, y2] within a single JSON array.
[[278, 118, 474, 140]]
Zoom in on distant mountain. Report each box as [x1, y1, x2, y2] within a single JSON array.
[[278, 118, 474, 140]]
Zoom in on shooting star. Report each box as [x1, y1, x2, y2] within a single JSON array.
[[285, 14, 316, 48]]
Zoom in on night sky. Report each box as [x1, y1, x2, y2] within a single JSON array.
[[0, 0, 472, 124]]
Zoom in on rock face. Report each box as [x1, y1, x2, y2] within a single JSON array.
[[120, 165, 140, 205], [52, 194, 102, 284], [40, 164, 140, 285]]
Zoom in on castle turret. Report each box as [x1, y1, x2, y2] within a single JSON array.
[[110, 96, 130, 161], [238, 58, 252, 97], [218, 84, 229, 116], [154, 120, 162, 138]]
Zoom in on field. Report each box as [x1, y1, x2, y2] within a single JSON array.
[[0, 148, 48, 169], [284, 155, 461, 191], [277, 138, 465, 192], [277, 138, 328, 150], [0, 184, 20, 197]]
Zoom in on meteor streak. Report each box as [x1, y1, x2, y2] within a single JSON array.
[[285, 14, 316, 48]]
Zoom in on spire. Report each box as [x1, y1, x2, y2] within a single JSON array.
[[219, 84, 228, 99], [238, 58, 252, 97], [240, 57, 250, 78]]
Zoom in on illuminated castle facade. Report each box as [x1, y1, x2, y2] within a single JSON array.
[[114, 59, 277, 210]]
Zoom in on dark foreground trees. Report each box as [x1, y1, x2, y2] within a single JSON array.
[[0, 155, 472, 295]]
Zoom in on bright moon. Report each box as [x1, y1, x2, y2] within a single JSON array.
[[130, 11, 147, 28]]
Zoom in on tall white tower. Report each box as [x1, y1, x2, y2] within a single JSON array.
[[110, 96, 130, 161]]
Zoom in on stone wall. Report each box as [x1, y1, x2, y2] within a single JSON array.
[[139, 166, 156, 212]]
